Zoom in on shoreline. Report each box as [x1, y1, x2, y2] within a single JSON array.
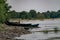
[[10, 18, 60, 21], [9, 18, 60, 24], [0, 24, 31, 40]]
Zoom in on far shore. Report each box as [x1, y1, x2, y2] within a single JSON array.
[[9, 18, 60, 22]]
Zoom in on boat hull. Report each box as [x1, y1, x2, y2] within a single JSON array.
[[5, 21, 39, 27]]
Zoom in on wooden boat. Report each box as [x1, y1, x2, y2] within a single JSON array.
[[5, 20, 31, 26], [31, 24, 39, 27], [5, 20, 39, 27]]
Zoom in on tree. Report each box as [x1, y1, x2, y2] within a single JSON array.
[[29, 10, 37, 19], [9, 10, 18, 18], [0, 0, 11, 23], [37, 12, 45, 19], [20, 11, 28, 19]]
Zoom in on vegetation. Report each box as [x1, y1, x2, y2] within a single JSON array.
[[9, 10, 60, 20], [0, 0, 60, 23], [0, 0, 11, 23]]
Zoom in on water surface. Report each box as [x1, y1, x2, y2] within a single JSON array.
[[15, 19, 60, 40]]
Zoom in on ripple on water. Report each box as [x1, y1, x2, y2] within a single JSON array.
[[45, 37, 60, 40], [15, 19, 60, 40]]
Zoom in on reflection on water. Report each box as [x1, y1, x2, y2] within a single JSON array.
[[15, 19, 60, 40]]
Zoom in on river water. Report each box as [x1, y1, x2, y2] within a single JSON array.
[[15, 19, 60, 40]]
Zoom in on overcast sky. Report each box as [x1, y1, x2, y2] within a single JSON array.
[[7, 0, 60, 12]]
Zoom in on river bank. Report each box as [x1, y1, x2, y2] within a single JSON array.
[[0, 24, 31, 40], [9, 18, 60, 22]]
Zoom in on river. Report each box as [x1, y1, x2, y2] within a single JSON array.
[[15, 19, 60, 40]]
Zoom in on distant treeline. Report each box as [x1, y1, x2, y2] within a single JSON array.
[[9, 10, 60, 19], [0, 0, 60, 23]]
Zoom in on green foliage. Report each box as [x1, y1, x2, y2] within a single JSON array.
[[20, 11, 28, 19], [0, 0, 11, 23], [1, 0, 59, 20], [29, 10, 37, 19], [0, 0, 6, 23], [9, 10, 18, 18], [0, 0, 60, 22], [9, 9, 60, 20]]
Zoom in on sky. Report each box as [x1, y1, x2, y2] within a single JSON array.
[[7, 0, 60, 12]]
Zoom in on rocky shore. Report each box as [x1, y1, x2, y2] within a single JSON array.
[[0, 24, 31, 40]]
